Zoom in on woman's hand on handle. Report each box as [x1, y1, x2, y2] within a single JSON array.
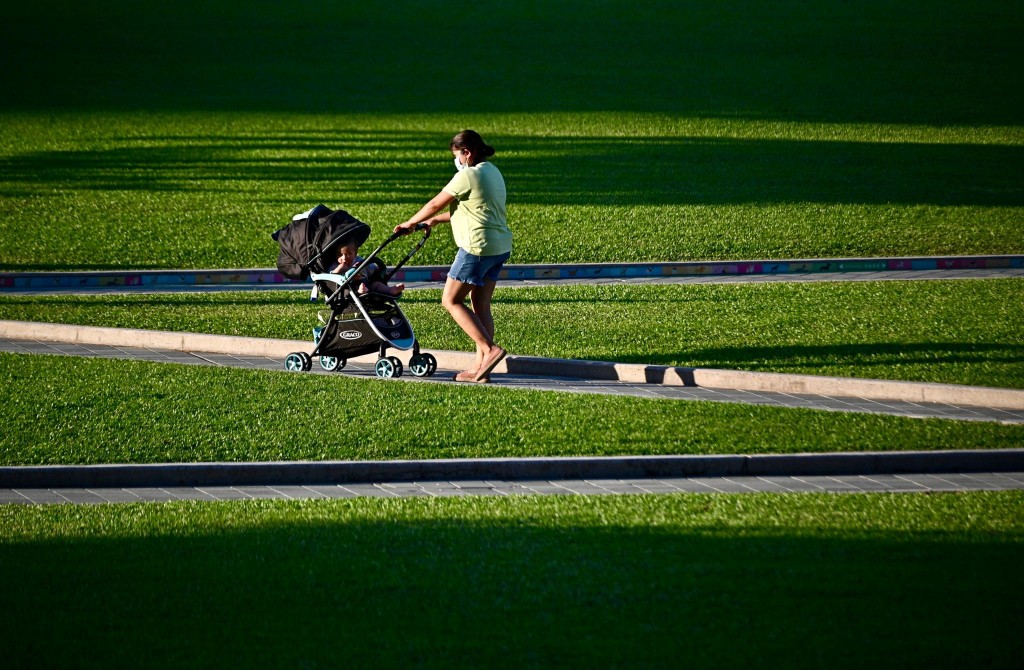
[[396, 191, 456, 235], [393, 221, 419, 235]]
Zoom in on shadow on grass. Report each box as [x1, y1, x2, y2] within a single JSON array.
[[2, 511, 1022, 668], [1, 0, 1022, 125], [2, 132, 1022, 208]]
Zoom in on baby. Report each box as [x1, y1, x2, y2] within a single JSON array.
[[332, 240, 405, 297]]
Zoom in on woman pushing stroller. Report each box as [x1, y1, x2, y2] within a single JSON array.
[[394, 130, 512, 383]]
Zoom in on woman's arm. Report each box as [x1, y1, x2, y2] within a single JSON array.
[[394, 190, 455, 233]]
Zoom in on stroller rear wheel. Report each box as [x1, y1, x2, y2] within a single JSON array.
[[284, 352, 313, 372], [409, 353, 438, 377]]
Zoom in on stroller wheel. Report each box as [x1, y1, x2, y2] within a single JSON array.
[[284, 352, 307, 372], [299, 352, 313, 371], [374, 356, 403, 379], [409, 353, 438, 377], [320, 356, 346, 372]]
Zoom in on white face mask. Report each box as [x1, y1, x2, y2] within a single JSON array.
[[454, 152, 467, 171]]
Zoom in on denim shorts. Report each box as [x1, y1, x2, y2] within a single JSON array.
[[447, 248, 512, 286]]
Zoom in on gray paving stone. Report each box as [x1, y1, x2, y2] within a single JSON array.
[[453, 486, 500, 496], [620, 479, 687, 494], [893, 474, 968, 492], [196, 486, 252, 501], [826, 476, 891, 492], [863, 475, 929, 492], [708, 477, 768, 493], [233, 486, 289, 499], [304, 485, 360, 499], [266, 486, 327, 499], [547, 480, 618, 495], [90, 489, 143, 503], [51, 489, 108, 504], [482, 481, 532, 496], [656, 478, 728, 493], [448, 480, 498, 490], [0, 489, 32, 504], [159, 487, 219, 501], [376, 483, 431, 497], [515, 481, 578, 496], [13, 489, 74, 504], [928, 474, 1001, 491], [338, 484, 398, 498], [730, 476, 795, 493], [124, 488, 186, 502], [961, 472, 1024, 488], [788, 476, 859, 492], [583, 479, 650, 495], [416, 484, 469, 497]]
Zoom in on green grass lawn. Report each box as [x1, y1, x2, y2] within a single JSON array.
[[1, 1, 1022, 270], [4, 352, 1023, 466], [2, 493, 1022, 668], [4, 278, 1022, 388], [1, 112, 1020, 270]]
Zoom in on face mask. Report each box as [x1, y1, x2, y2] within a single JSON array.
[[454, 153, 467, 171]]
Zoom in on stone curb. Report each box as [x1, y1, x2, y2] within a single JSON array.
[[2, 450, 1023, 489], [2, 255, 1022, 291], [3, 320, 1024, 411]]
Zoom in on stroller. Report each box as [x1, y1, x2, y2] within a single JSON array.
[[272, 205, 438, 379]]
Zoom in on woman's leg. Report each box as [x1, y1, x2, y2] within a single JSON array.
[[470, 280, 497, 369], [471, 281, 496, 337], [442, 277, 499, 370]]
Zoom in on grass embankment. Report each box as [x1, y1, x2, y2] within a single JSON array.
[[3, 279, 1021, 388], [2, 493, 1022, 668], [3, 353, 1022, 466]]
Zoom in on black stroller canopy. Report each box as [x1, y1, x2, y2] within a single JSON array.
[[322, 210, 371, 252], [273, 205, 372, 280]]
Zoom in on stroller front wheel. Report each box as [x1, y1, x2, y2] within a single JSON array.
[[320, 356, 346, 372], [375, 356, 403, 379]]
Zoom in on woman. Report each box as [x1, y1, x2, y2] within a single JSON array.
[[394, 130, 512, 383]]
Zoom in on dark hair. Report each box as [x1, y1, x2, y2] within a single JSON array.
[[450, 129, 495, 159]]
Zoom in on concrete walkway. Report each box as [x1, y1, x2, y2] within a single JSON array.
[[5, 470, 1024, 505], [4, 450, 1024, 505]]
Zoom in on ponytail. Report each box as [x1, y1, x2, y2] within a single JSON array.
[[450, 130, 495, 158]]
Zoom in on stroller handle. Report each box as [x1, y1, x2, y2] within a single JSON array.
[[383, 223, 431, 281], [392, 222, 430, 239]]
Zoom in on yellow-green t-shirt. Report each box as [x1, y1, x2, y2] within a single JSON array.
[[442, 162, 512, 256]]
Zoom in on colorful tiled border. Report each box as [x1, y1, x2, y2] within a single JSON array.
[[2, 256, 1021, 291]]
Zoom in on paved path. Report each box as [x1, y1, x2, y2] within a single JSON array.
[[5, 471, 1024, 505], [4, 337, 1022, 424]]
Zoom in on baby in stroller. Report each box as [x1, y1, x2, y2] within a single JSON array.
[[331, 236, 405, 298]]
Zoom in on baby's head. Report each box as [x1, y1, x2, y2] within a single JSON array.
[[335, 241, 359, 270]]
